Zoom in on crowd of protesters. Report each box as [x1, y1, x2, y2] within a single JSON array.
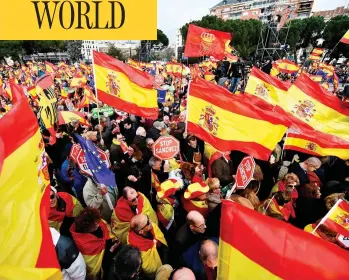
[[1, 57, 349, 280]]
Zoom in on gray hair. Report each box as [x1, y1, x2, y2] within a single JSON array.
[[305, 157, 322, 168], [136, 126, 146, 136], [199, 240, 218, 262], [149, 156, 161, 167], [146, 138, 154, 145]]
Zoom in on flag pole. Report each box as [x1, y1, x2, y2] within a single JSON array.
[[184, 80, 191, 136], [325, 40, 341, 62], [264, 194, 276, 214], [280, 130, 288, 161], [91, 50, 103, 142], [311, 199, 343, 234]]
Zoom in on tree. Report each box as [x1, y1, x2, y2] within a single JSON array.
[[106, 43, 125, 61], [0, 41, 25, 63], [65, 40, 83, 62], [141, 29, 169, 50], [322, 16, 349, 57]]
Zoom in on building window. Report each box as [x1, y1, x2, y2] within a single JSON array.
[[252, 11, 259, 15], [224, 7, 230, 12], [242, 11, 248, 16]]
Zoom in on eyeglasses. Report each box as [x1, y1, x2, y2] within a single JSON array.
[[130, 194, 139, 203], [193, 222, 206, 230], [50, 194, 55, 200], [139, 215, 150, 232]]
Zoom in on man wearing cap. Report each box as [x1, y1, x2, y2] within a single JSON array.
[[49, 187, 83, 235], [181, 182, 209, 218], [156, 179, 182, 231], [111, 187, 158, 244], [127, 213, 168, 279]]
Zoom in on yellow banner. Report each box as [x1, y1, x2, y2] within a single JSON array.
[[0, 0, 157, 40]]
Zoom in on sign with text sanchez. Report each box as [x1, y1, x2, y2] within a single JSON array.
[[0, 0, 157, 40]]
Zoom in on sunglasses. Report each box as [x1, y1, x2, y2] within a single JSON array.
[[139, 215, 150, 232], [50, 194, 55, 200], [130, 194, 139, 203]]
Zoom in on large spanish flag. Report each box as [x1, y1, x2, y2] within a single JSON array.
[[340, 30, 349, 44], [281, 74, 349, 142], [187, 76, 288, 160], [184, 24, 232, 59], [218, 200, 349, 280], [0, 82, 61, 279], [285, 129, 349, 160], [93, 51, 158, 119]]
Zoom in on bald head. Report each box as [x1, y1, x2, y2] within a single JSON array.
[[187, 211, 206, 234], [130, 214, 147, 232], [171, 267, 195, 280], [199, 240, 218, 267]]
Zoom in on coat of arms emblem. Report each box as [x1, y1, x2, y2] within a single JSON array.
[[200, 32, 216, 56], [291, 100, 316, 122], [255, 83, 269, 99], [305, 142, 317, 151], [334, 212, 349, 228], [199, 106, 219, 135], [106, 72, 120, 97]]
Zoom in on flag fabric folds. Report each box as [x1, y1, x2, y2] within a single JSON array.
[[321, 199, 349, 236], [70, 73, 87, 88], [184, 24, 232, 59], [187, 76, 288, 160], [218, 200, 349, 280], [340, 30, 349, 44], [75, 134, 116, 188], [35, 73, 58, 145], [93, 51, 158, 119], [45, 61, 57, 74], [275, 59, 299, 74], [0, 83, 61, 279], [282, 74, 349, 142], [285, 129, 349, 160], [58, 111, 89, 126]]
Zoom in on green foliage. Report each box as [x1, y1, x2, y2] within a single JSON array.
[[106, 43, 125, 61], [322, 16, 349, 56], [141, 29, 169, 49], [0, 41, 25, 62], [65, 40, 83, 62]]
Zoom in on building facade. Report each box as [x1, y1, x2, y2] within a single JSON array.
[[312, 6, 349, 21], [210, 0, 314, 25], [175, 29, 184, 60], [81, 41, 101, 62]]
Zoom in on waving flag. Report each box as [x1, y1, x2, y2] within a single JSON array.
[[45, 61, 57, 74], [282, 74, 349, 142], [93, 51, 158, 119], [320, 199, 349, 236], [218, 200, 349, 280], [312, 48, 324, 55], [285, 129, 349, 160], [70, 73, 87, 88], [340, 30, 349, 44], [275, 59, 299, 74], [0, 82, 61, 279], [184, 24, 232, 59], [35, 73, 58, 145], [187, 76, 288, 160], [75, 134, 116, 188]]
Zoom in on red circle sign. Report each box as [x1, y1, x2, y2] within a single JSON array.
[[236, 156, 256, 190], [153, 136, 180, 160]]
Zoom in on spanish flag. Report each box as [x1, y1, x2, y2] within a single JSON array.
[[35, 74, 58, 145], [70, 73, 87, 88], [307, 74, 323, 82], [0, 82, 61, 279], [245, 67, 289, 107], [184, 24, 232, 59], [282, 74, 349, 142], [340, 30, 349, 44], [93, 51, 158, 119], [171, 62, 184, 77], [218, 200, 349, 279], [166, 63, 173, 74], [275, 59, 299, 74], [285, 129, 349, 160], [187, 76, 288, 160], [333, 72, 339, 92], [321, 199, 349, 236], [83, 86, 98, 104], [80, 62, 88, 71], [309, 54, 321, 61], [58, 111, 89, 126], [312, 48, 324, 55], [204, 71, 215, 82], [71, 219, 115, 279], [226, 53, 238, 63], [45, 61, 57, 74], [270, 63, 279, 77], [127, 58, 141, 70]]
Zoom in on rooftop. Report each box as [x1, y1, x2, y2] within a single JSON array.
[[211, 0, 250, 9]]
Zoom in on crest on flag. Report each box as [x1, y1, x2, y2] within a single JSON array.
[[255, 83, 270, 99], [305, 142, 317, 151], [199, 106, 219, 135], [106, 72, 120, 97], [292, 100, 316, 121], [200, 32, 216, 56], [334, 213, 349, 227]]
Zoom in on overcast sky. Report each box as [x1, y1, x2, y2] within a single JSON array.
[[158, 0, 348, 43]]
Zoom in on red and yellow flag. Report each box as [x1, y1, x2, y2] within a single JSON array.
[[187, 76, 288, 160], [184, 24, 232, 59], [285, 129, 349, 160], [312, 48, 324, 55], [204, 71, 215, 82], [275, 59, 299, 73], [283, 74, 349, 142], [340, 30, 349, 44], [58, 111, 89, 126], [45, 61, 57, 74], [0, 82, 61, 279], [127, 58, 141, 70], [309, 54, 321, 61], [93, 51, 158, 119], [307, 74, 323, 82], [322, 199, 349, 236], [218, 200, 349, 279], [70, 73, 87, 88]]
